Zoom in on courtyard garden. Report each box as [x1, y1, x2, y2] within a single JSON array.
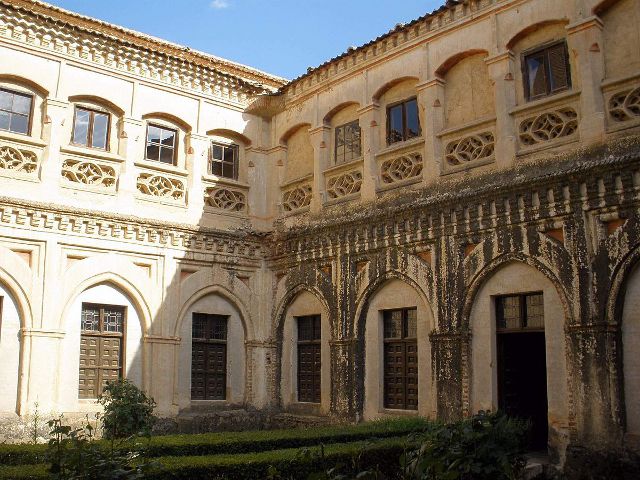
[[0, 381, 532, 479]]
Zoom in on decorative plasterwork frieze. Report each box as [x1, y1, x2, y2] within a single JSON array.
[[0, 1, 281, 106], [61, 159, 117, 190], [0, 197, 263, 259]]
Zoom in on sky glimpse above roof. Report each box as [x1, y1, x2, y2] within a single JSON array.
[[45, 0, 444, 80]]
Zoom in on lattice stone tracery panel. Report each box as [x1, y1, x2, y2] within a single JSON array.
[[518, 108, 578, 147], [609, 87, 640, 123], [380, 152, 423, 185], [326, 170, 362, 199], [205, 187, 247, 212], [62, 159, 117, 189], [282, 183, 312, 212], [136, 173, 185, 201], [445, 132, 495, 168], [0, 145, 38, 174]]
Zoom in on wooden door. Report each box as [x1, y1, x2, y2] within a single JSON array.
[[383, 308, 418, 410], [297, 315, 321, 403], [191, 313, 228, 400]]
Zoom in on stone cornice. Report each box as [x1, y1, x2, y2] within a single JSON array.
[[0, 1, 284, 107], [0, 196, 265, 260]]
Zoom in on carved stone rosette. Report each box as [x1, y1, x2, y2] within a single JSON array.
[[609, 87, 640, 123], [445, 132, 495, 168], [282, 183, 312, 212], [519, 108, 578, 147], [326, 170, 362, 200], [0, 145, 38, 174], [380, 152, 423, 184], [205, 187, 247, 212], [61, 159, 116, 189], [136, 173, 185, 201]]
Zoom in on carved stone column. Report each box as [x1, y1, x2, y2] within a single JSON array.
[[41, 98, 69, 190], [486, 52, 517, 169], [567, 16, 606, 143], [565, 323, 624, 449], [417, 78, 445, 183], [329, 338, 357, 420], [186, 133, 209, 217], [357, 103, 380, 200], [118, 117, 144, 199], [429, 330, 471, 422], [308, 125, 331, 213], [144, 335, 180, 416]]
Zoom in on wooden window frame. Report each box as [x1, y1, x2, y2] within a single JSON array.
[[78, 302, 126, 399], [382, 307, 418, 411], [209, 142, 239, 180], [522, 41, 572, 102], [71, 106, 111, 151], [145, 123, 178, 165], [0, 87, 34, 136], [296, 314, 321, 404], [495, 292, 545, 333], [190, 313, 228, 401], [386, 97, 421, 146], [334, 120, 362, 165]]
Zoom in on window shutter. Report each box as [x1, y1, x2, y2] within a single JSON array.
[[548, 43, 570, 93]]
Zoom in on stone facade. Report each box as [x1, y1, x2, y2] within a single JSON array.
[[0, 0, 639, 474]]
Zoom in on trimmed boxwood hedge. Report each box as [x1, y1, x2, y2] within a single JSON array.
[[0, 437, 412, 480], [0, 417, 429, 466]]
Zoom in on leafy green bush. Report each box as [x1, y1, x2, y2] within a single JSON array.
[[401, 411, 528, 480], [98, 379, 157, 440]]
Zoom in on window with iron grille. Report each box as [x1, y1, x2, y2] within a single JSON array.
[[72, 106, 110, 150], [334, 120, 361, 164], [191, 313, 228, 400], [523, 41, 571, 101], [383, 308, 418, 410], [145, 124, 177, 165], [496, 292, 545, 331], [386, 97, 420, 145], [297, 315, 321, 403], [78, 303, 125, 399], [0, 87, 33, 135], [210, 143, 239, 179]]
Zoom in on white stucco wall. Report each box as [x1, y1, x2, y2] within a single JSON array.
[[0, 285, 21, 412]]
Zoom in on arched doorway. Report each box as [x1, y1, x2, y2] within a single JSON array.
[[470, 261, 569, 452], [361, 278, 434, 420], [621, 263, 640, 441], [0, 283, 21, 413]]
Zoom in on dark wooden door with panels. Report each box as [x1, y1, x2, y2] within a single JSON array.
[[191, 313, 228, 400], [297, 314, 321, 403], [383, 307, 418, 410]]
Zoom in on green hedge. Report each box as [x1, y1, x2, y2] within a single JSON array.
[[0, 417, 429, 466], [0, 437, 412, 480]]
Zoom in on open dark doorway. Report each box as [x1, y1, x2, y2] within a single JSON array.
[[496, 293, 549, 450]]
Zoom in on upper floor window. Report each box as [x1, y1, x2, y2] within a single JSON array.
[[387, 97, 420, 145], [0, 87, 33, 135], [496, 292, 544, 331], [210, 142, 238, 180], [72, 106, 110, 150], [335, 120, 361, 164], [145, 124, 177, 165], [523, 42, 571, 101]]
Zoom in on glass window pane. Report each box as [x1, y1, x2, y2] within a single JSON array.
[[497, 296, 521, 329], [159, 146, 174, 164], [103, 309, 124, 333], [210, 161, 223, 176], [384, 310, 403, 339], [405, 99, 420, 138], [10, 114, 29, 134], [147, 125, 161, 144], [146, 144, 160, 161], [211, 144, 223, 160], [73, 109, 90, 145], [406, 309, 417, 338], [223, 145, 235, 164], [91, 113, 109, 149], [525, 294, 544, 329], [161, 128, 175, 147], [192, 314, 206, 339], [222, 162, 235, 179], [0, 110, 10, 130], [0, 91, 11, 111], [81, 305, 100, 331], [527, 54, 547, 97], [388, 104, 403, 143], [12, 93, 32, 115], [336, 126, 345, 147]]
